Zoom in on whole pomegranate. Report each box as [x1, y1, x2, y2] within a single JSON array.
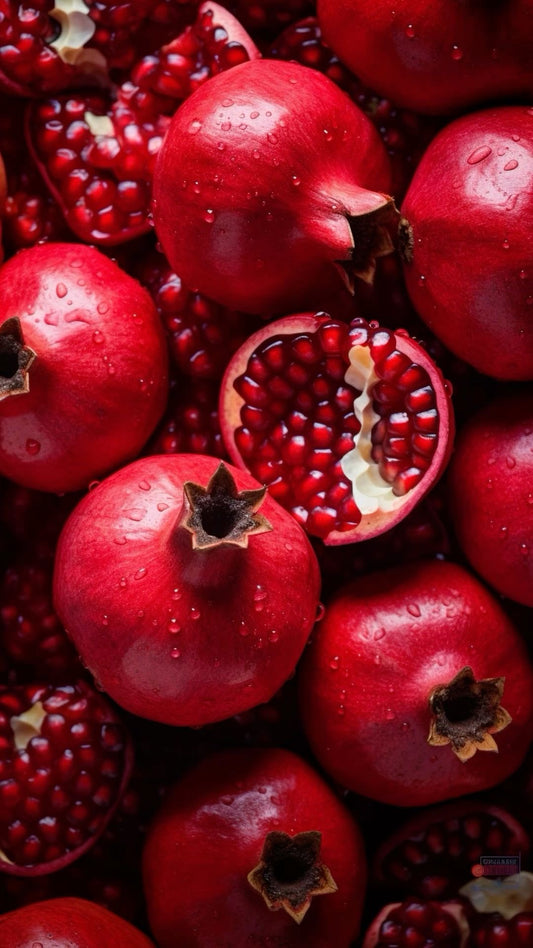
[[152, 58, 399, 315], [298, 559, 533, 807], [53, 454, 321, 726], [399, 106, 533, 381], [0, 242, 168, 493], [143, 746, 367, 947], [0, 896, 155, 947], [317, 0, 533, 115], [448, 391, 533, 608]]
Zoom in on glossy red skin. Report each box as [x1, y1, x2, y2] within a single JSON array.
[[0, 243, 168, 493], [0, 897, 155, 947], [400, 106, 533, 381], [53, 453, 321, 726], [298, 559, 533, 807], [220, 313, 454, 544], [448, 392, 533, 608], [317, 0, 533, 115], [153, 58, 393, 315], [143, 746, 367, 948]]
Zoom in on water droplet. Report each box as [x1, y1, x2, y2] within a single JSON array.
[[291, 174, 301, 187], [220, 121, 231, 132], [316, 602, 326, 622], [502, 239, 510, 250], [118, 576, 128, 589], [417, 274, 426, 287], [467, 145, 492, 165], [520, 543, 529, 557], [267, 132, 278, 145], [92, 329, 104, 344], [527, 493, 533, 505], [499, 525, 509, 539], [192, 181, 201, 195], [190, 606, 201, 620], [171, 588, 181, 600], [407, 603, 421, 617], [56, 282, 68, 298], [102, 615, 109, 626], [217, 141, 226, 151], [157, 502, 169, 512], [138, 480, 151, 491], [134, 567, 147, 580], [168, 618, 180, 633], [114, 535, 127, 545], [322, 129, 333, 142], [374, 628, 386, 640], [125, 508, 146, 521], [137, 609, 144, 618], [385, 709, 396, 721], [401, 721, 410, 731], [486, 478, 493, 490], [451, 44, 463, 60], [107, 362, 116, 375], [220, 794, 234, 805], [405, 23, 415, 38], [329, 656, 340, 670], [170, 647, 181, 659], [238, 623, 250, 637], [506, 456, 516, 469], [504, 158, 519, 171], [44, 311, 59, 326], [221, 98, 234, 108], [204, 208, 215, 224], [252, 149, 260, 160], [268, 630, 280, 644], [337, 705, 345, 716], [188, 119, 202, 135], [25, 439, 40, 455]]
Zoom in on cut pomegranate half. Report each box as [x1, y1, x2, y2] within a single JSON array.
[[220, 314, 454, 544]]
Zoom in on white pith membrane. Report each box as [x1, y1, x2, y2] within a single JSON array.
[[341, 344, 408, 515], [0, 701, 47, 864], [49, 0, 107, 74], [460, 872, 533, 920], [84, 110, 115, 138]]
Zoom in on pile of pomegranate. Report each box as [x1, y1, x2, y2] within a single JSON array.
[[0, 1, 532, 945]]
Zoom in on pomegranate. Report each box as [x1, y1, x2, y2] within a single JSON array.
[[372, 799, 530, 900], [0, 680, 133, 876], [298, 559, 533, 806], [448, 391, 533, 609], [142, 746, 367, 947], [0, 896, 155, 946], [220, 314, 454, 543], [361, 898, 470, 948], [152, 57, 400, 315], [317, 0, 533, 115], [0, 242, 168, 493], [53, 454, 321, 726], [460, 872, 533, 946], [399, 106, 533, 381]]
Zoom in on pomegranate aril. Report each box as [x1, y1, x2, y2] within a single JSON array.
[[406, 386, 436, 413], [394, 467, 424, 495], [375, 349, 412, 381]]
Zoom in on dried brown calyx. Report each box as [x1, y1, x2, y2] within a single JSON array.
[[247, 830, 337, 924], [0, 318, 37, 401], [181, 462, 272, 550], [427, 666, 512, 762]]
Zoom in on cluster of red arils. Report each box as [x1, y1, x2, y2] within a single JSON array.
[[0, 1, 532, 945]]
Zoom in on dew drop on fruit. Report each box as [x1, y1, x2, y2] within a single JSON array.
[[506, 456, 516, 469], [337, 705, 345, 716], [238, 623, 250, 637], [520, 543, 529, 557], [502, 239, 510, 249], [92, 330, 104, 344], [44, 311, 59, 326], [374, 628, 386, 640], [450, 45, 463, 60], [203, 209, 215, 224], [170, 648, 181, 659], [25, 439, 41, 455], [102, 615, 109, 626], [190, 607, 201, 620], [316, 602, 326, 622], [188, 120, 202, 135], [114, 535, 127, 545], [405, 23, 416, 38], [157, 502, 169, 512], [499, 525, 509, 539], [134, 567, 147, 580], [385, 709, 396, 721], [407, 603, 421, 617], [268, 630, 280, 644], [126, 508, 146, 521], [138, 480, 151, 491], [56, 282, 68, 298], [329, 656, 340, 670], [467, 145, 492, 165], [504, 159, 519, 171]]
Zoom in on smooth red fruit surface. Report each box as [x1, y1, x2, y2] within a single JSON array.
[[0, 896, 155, 947], [372, 799, 530, 900], [0, 681, 133, 876], [400, 106, 533, 381], [53, 454, 321, 727], [0, 242, 168, 493], [448, 392, 533, 608], [143, 746, 367, 948], [317, 0, 533, 115], [220, 314, 454, 544], [362, 898, 469, 948], [298, 559, 533, 807], [153, 58, 398, 315]]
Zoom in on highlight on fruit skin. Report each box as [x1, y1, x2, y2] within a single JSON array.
[[220, 313, 454, 545], [0, 896, 156, 947]]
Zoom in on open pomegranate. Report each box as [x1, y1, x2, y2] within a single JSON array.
[[143, 746, 367, 947], [152, 57, 399, 315], [361, 898, 470, 948], [298, 559, 533, 806], [53, 454, 321, 726], [220, 313, 454, 543]]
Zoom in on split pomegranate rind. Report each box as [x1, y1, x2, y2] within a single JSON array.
[[220, 314, 454, 544]]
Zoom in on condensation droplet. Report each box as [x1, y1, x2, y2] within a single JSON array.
[[125, 508, 146, 522], [337, 705, 345, 716], [204, 208, 215, 223], [252, 149, 260, 160], [168, 618, 180, 633], [506, 456, 516, 469], [502, 239, 510, 250], [114, 535, 127, 545], [451, 44, 463, 60], [25, 439, 41, 455], [221, 98, 234, 108], [92, 329, 104, 344], [499, 525, 509, 539], [405, 23, 415, 38], [188, 119, 202, 135], [170, 647, 181, 659], [504, 158, 519, 171], [268, 630, 280, 644], [44, 312, 59, 326], [407, 603, 421, 617], [171, 588, 181, 600], [190, 607, 201, 620], [118, 576, 128, 589], [385, 709, 396, 721], [56, 282, 68, 298], [238, 623, 250, 637], [316, 602, 326, 622], [520, 543, 529, 557], [374, 628, 386, 640], [467, 145, 492, 165], [134, 567, 147, 580], [97, 301, 108, 314], [267, 132, 278, 145], [329, 656, 340, 671], [291, 175, 301, 187], [157, 502, 169, 511], [102, 615, 109, 626]]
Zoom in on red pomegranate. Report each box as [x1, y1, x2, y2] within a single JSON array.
[[298, 559, 533, 806], [53, 454, 321, 726], [152, 57, 399, 315], [220, 314, 454, 543], [143, 746, 367, 947], [0, 896, 155, 947], [448, 391, 533, 608], [317, 0, 533, 115], [361, 898, 470, 948], [399, 106, 533, 381], [0, 242, 168, 493]]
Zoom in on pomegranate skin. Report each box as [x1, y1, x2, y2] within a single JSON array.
[[152, 58, 395, 315], [448, 392, 533, 608], [142, 747, 367, 948], [399, 106, 533, 381], [53, 453, 321, 726], [298, 559, 533, 807], [317, 0, 533, 116], [0, 243, 168, 492], [0, 896, 156, 947]]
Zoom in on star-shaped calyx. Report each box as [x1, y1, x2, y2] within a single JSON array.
[[0, 318, 37, 401], [181, 462, 272, 550], [247, 831, 338, 924], [427, 666, 512, 763]]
